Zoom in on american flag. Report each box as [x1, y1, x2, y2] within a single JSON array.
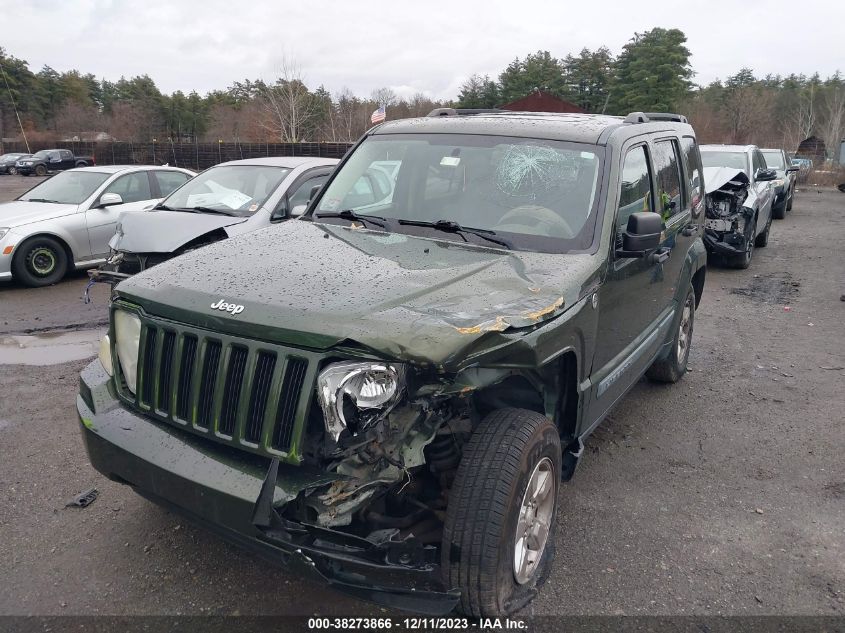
[[370, 105, 386, 124]]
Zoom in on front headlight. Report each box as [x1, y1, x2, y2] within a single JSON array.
[[98, 334, 113, 376], [114, 310, 142, 393], [317, 361, 405, 442]]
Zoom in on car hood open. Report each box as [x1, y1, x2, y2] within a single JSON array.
[[0, 200, 79, 227], [117, 220, 599, 368], [704, 167, 749, 194], [110, 209, 250, 253]]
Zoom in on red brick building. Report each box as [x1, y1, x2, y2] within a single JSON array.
[[499, 90, 584, 114]]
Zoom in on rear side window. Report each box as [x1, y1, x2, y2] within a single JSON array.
[[288, 174, 329, 209], [155, 171, 190, 197], [652, 140, 683, 220], [617, 145, 653, 238], [679, 137, 703, 216]]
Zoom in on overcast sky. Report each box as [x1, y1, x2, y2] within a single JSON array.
[[5, 0, 844, 101]]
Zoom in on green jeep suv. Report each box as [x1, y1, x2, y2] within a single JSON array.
[[77, 109, 707, 617]]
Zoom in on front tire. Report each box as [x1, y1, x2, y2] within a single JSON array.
[[443, 408, 561, 617], [729, 216, 756, 269], [646, 284, 695, 383], [8, 166, 17, 176], [34, 164, 47, 177], [12, 236, 69, 287], [754, 213, 771, 247], [786, 188, 794, 212]]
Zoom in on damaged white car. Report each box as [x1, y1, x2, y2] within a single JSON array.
[[701, 145, 777, 269], [91, 157, 339, 285]]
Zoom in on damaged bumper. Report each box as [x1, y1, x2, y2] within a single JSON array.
[[76, 360, 460, 614], [702, 225, 751, 256]]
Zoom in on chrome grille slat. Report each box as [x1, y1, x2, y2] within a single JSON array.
[[157, 331, 176, 413]]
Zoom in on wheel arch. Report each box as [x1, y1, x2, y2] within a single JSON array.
[[468, 349, 581, 445], [14, 231, 76, 269]]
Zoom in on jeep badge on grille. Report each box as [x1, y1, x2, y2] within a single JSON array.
[[210, 299, 245, 316]]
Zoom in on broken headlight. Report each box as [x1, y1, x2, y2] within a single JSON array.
[[114, 309, 142, 394], [317, 361, 406, 442]]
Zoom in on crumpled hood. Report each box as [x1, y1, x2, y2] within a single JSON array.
[[0, 200, 79, 227], [118, 220, 598, 367], [110, 209, 250, 253], [704, 167, 749, 194]]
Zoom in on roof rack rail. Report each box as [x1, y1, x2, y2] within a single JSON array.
[[623, 111, 688, 124], [427, 107, 504, 117]]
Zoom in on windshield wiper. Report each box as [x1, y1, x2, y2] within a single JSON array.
[[315, 209, 389, 229], [178, 206, 238, 216], [24, 198, 61, 203], [397, 219, 512, 249], [153, 203, 176, 211]]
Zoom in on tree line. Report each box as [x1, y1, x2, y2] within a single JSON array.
[[1, 28, 843, 156]]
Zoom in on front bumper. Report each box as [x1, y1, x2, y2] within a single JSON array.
[[703, 228, 749, 256], [15, 165, 35, 174], [77, 360, 459, 615]]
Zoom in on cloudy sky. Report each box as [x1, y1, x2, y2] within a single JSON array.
[[5, 0, 844, 100]]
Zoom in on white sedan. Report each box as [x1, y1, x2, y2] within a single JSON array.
[[0, 165, 195, 286]]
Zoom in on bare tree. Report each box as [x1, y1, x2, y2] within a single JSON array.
[[53, 101, 103, 140], [820, 85, 845, 160], [370, 87, 397, 108], [259, 58, 321, 142]]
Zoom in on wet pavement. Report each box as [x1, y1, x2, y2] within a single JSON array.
[[0, 328, 105, 365], [0, 184, 843, 617]]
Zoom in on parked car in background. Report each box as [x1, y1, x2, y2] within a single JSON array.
[[791, 157, 813, 184], [700, 144, 776, 269], [92, 157, 339, 284], [761, 148, 799, 217], [0, 165, 194, 286], [0, 152, 32, 175], [78, 110, 708, 616], [15, 148, 95, 176]]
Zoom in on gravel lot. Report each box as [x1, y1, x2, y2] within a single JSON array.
[[1, 173, 843, 618]]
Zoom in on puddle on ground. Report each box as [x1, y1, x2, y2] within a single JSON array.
[[0, 328, 105, 366]]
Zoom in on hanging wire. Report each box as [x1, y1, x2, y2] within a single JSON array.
[[0, 59, 30, 153]]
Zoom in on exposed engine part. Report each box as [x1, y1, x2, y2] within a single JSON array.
[[304, 405, 448, 527]]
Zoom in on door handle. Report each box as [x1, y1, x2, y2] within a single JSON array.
[[682, 224, 698, 236], [649, 247, 671, 264]]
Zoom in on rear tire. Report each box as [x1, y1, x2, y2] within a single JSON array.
[[443, 408, 561, 617], [34, 164, 47, 177], [647, 284, 695, 383], [12, 235, 68, 287]]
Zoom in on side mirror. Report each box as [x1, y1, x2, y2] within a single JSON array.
[[309, 184, 322, 201], [98, 192, 123, 207], [755, 168, 777, 182], [617, 212, 663, 257], [290, 204, 307, 217]]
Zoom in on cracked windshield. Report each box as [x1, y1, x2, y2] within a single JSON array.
[[315, 134, 601, 251]]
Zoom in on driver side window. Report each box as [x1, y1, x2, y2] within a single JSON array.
[[102, 172, 152, 204], [617, 145, 654, 243]]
